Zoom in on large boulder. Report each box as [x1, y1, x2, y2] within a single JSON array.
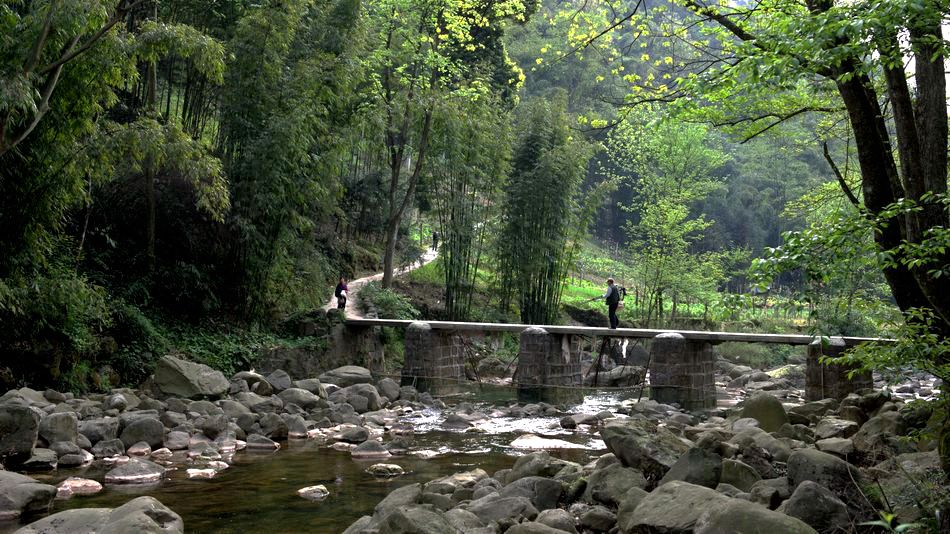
[[15, 496, 183, 533], [319, 365, 373, 387], [777, 480, 850, 532], [506, 452, 565, 483], [584, 463, 648, 507], [786, 449, 866, 509], [465, 494, 538, 524], [375, 483, 422, 516], [852, 411, 907, 455], [0, 404, 41, 465], [624, 481, 729, 532], [377, 505, 460, 534], [0, 471, 56, 520], [152, 355, 228, 399], [329, 384, 384, 413], [694, 498, 817, 533], [119, 417, 164, 449], [739, 393, 788, 432], [814, 417, 860, 440], [265, 369, 293, 393], [277, 388, 321, 410], [38, 412, 78, 444], [79, 417, 119, 445], [600, 418, 690, 480], [499, 476, 564, 511], [658, 447, 722, 489]]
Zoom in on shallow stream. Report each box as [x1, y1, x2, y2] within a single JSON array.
[[6, 386, 638, 533]]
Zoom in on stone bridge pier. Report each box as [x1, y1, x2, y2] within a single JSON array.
[[514, 327, 584, 404], [401, 322, 466, 394], [648, 332, 717, 411], [806, 337, 872, 401]]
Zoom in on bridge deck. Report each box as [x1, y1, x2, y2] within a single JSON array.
[[344, 318, 885, 346]]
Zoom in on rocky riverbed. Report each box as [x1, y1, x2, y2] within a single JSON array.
[[0, 352, 945, 533]]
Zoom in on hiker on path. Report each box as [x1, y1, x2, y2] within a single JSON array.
[[334, 277, 348, 310], [590, 278, 622, 329]]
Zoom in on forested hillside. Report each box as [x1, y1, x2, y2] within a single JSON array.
[[1, 0, 947, 418]]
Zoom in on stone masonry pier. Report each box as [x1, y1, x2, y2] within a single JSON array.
[[351, 319, 886, 407]]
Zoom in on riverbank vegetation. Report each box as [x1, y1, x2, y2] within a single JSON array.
[[2, 0, 948, 468]]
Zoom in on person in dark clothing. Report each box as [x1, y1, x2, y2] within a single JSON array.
[[334, 277, 348, 310], [590, 278, 621, 329]]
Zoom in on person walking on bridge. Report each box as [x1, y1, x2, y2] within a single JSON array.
[[590, 278, 622, 329]]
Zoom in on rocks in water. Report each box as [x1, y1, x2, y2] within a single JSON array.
[[79, 417, 119, 445], [0, 404, 41, 465], [56, 477, 103, 498], [600, 417, 690, 480], [536, 508, 578, 533], [15, 496, 183, 533], [152, 355, 229, 399], [329, 383, 384, 414], [0, 471, 56, 519], [351, 440, 391, 459], [119, 417, 164, 449], [510, 434, 587, 450], [277, 388, 321, 410], [298, 484, 330, 501], [739, 392, 788, 432], [91, 438, 126, 458], [245, 433, 280, 450], [104, 458, 166, 484], [319, 366, 373, 388], [21, 448, 57, 471], [367, 464, 405, 477], [186, 468, 218, 479]]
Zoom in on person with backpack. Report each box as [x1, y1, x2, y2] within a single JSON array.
[[334, 276, 348, 310], [590, 278, 622, 329]]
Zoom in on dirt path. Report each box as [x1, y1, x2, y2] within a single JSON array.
[[324, 247, 438, 318]]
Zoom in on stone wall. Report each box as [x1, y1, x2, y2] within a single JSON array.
[[805, 337, 873, 401], [401, 322, 466, 394], [649, 332, 716, 410], [256, 313, 384, 379]]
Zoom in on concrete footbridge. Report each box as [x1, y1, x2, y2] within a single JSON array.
[[343, 318, 886, 410]]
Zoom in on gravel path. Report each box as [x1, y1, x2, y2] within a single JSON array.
[[324, 247, 438, 318]]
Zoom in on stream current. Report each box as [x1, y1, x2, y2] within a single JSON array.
[[6, 386, 645, 533]]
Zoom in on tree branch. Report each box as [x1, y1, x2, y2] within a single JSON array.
[[823, 141, 860, 207]]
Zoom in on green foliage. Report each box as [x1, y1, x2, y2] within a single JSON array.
[[606, 108, 733, 327], [0, 270, 111, 354], [218, 0, 357, 320], [496, 96, 600, 324], [358, 282, 421, 320], [428, 95, 511, 320]]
